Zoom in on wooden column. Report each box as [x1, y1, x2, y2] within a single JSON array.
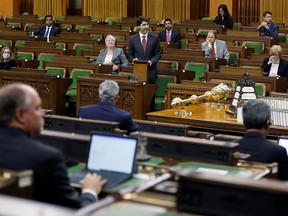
[[0, 0, 20, 17]]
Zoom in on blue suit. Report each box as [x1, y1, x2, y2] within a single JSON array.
[[78, 102, 141, 134], [33, 25, 60, 37], [128, 33, 161, 84], [257, 22, 279, 39], [158, 30, 180, 47]]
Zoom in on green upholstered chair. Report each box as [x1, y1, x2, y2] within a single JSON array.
[[197, 29, 210, 37], [278, 33, 286, 43], [7, 22, 21, 28], [105, 18, 121, 25], [0, 39, 12, 47], [46, 67, 66, 78], [60, 24, 72, 30], [37, 53, 56, 69], [154, 75, 176, 110], [15, 40, 26, 47], [17, 52, 34, 60], [66, 69, 93, 103], [75, 25, 92, 33], [90, 34, 103, 40], [179, 38, 188, 49], [228, 51, 239, 66], [201, 17, 214, 21], [73, 43, 92, 56], [91, 17, 101, 22], [255, 83, 266, 97], [232, 23, 242, 30], [55, 42, 66, 49], [184, 62, 209, 81], [242, 41, 265, 54], [53, 16, 65, 22]]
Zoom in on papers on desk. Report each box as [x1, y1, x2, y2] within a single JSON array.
[[196, 168, 228, 176]]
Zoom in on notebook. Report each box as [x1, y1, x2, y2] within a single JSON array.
[[278, 136, 288, 155], [70, 133, 138, 189]]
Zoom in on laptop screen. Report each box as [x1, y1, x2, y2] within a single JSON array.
[[278, 137, 288, 154], [87, 133, 138, 174]]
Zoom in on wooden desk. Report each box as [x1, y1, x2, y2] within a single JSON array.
[[77, 77, 157, 119], [146, 103, 288, 138], [0, 70, 72, 115]]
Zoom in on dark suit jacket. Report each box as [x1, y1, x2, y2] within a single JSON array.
[[236, 132, 288, 180], [158, 30, 180, 46], [214, 15, 234, 29], [261, 57, 288, 77], [94, 47, 129, 70], [0, 127, 96, 208], [78, 102, 141, 134], [33, 25, 60, 37], [128, 33, 161, 84], [257, 22, 279, 39], [0, 59, 17, 70]]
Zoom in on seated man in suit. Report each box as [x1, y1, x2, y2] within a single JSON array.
[[256, 11, 279, 39], [0, 83, 106, 208], [201, 30, 230, 61], [158, 18, 180, 47], [33, 15, 60, 38], [78, 80, 141, 134], [261, 45, 288, 77], [236, 99, 288, 180]]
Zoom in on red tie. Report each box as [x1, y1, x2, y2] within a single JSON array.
[[211, 43, 215, 58], [166, 31, 170, 42], [142, 35, 147, 53]]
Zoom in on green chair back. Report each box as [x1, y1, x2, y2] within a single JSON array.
[[55, 42, 66, 49], [105, 18, 121, 25], [46, 67, 66, 78], [228, 52, 239, 66], [17, 52, 34, 60], [7, 22, 21, 28], [184, 62, 208, 81], [255, 83, 266, 97], [242, 41, 264, 54], [179, 38, 188, 49], [75, 25, 92, 33], [73, 43, 92, 56], [114, 35, 125, 41], [197, 29, 210, 37], [66, 69, 92, 103], [61, 24, 72, 30], [0, 39, 12, 47], [201, 17, 214, 21], [37, 53, 56, 69], [15, 40, 26, 47], [278, 33, 286, 43], [232, 23, 241, 30], [154, 76, 176, 110], [90, 34, 103, 40]]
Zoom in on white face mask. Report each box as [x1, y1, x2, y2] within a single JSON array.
[[2, 53, 10, 59]]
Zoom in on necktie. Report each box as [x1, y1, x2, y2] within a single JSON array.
[[142, 35, 147, 53], [44, 27, 50, 38], [166, 31, 170, 42], [211, 43, 215, 58]]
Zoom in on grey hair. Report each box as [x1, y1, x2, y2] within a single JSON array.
[[105, 34, 116, 43], [0, 84, 31, 127], [242, 99, 271, 130], [99, 80, 119, 102]]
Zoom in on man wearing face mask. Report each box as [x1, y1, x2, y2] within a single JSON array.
[[261, 45, 288, 77], [0, 47, 17, 70]]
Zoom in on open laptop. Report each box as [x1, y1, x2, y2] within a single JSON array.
[[70, 133, 138, 189], [278, 136, 288, 155]]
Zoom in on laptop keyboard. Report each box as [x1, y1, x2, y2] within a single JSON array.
[[70, 170, 130, 188]]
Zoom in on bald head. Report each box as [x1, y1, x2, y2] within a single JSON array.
[[0, 84, 44, 137]]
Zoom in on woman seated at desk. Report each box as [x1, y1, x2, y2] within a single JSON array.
[[93, 34, 129, 73], [261, 45, 288, 77], [0, 47, 17, 70]]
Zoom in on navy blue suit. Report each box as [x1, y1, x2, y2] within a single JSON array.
[[236, 132, 288, 180], [257, 22, 279, 39], [128, 33, 161, 84], [261, 57, 288, 77], [158, 30, 180, 47], [0, 127, 96, 208], [33, 25, 60, 37], [78, 102, 141, 134]]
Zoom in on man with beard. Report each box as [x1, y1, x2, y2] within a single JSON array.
[[158, 18, 180, 47]]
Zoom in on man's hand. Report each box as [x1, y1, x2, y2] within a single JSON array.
[[112, 65, 119, 71], [148, 60, 152, 66], [82, 173, 107, 195], [132, 58, 138, 62]]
